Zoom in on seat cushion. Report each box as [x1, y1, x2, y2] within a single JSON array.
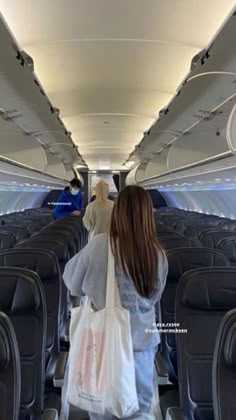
[[44, 391, 61, 413], [160, 388, 180, 418]]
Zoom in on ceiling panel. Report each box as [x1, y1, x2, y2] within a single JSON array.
[[0, 0, 235, 169], [25, 42, 197, 91], [1, 0, 234, 46], [51, 88, 171, 118]]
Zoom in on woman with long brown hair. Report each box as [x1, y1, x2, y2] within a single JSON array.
[[63, 185, 168, 419]]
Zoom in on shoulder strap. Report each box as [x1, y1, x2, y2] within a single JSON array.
[[105, 240, 121, 308]]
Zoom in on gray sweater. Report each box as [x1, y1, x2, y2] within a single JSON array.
[[63, 234, 168, 351]]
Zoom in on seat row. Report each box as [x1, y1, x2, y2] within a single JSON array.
[[156, 206, 236, 232], [0, 207, 54, 246], [154, 210, 236, 264], [2, 269, 235, 420], [0, 207, 88, 419], [0, 267, 61, 419], [159, 267, 236, 420], [2, 205, 236, 419], [153, 208, 236, 419]]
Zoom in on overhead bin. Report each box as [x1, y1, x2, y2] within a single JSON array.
[[64, 164, 76, 181], [0, 159, 65, 188], [227, 103, 236, 151], [167, 98, 234, 171], [0, 116, 47, 171], [43, 149, 66, 179], [146, 149, 169, 178], [135, 162, 149, 184], [0, 13, 85, 181], [127, 97, 235, 184], [125, 166, 138, 185], [127, 10, 236, 183], [167, 131, 228, 171]]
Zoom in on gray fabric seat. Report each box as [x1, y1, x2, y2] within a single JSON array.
[[0, 311, 21, 420], [162, 267, 236, 420], [160, 248, 229, 384], [213, 309, 236, 420]]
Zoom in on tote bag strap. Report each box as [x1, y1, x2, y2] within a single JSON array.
[[80, 295, 91, 306], [106, 240, 122, 308]]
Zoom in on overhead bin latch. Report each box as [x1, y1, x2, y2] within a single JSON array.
[[159, 108, 169, 118], [190, 49, 210, 70], [190, 49, 206, 70], [19, 50, 34, 71], [0, 108, 22, 121]]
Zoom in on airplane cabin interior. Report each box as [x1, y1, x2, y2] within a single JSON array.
[[0, 2, 235, 420]]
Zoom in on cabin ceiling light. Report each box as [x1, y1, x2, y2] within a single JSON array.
[[99, 161, 110, 170]]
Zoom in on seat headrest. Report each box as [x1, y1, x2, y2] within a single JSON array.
[[0, 249, 59, 279], [180, 268, 236, 310], [167, 248, 229, 281], [16, 240, 67, 262], [0, 232, 15, 248], [0, 268, 40, 313], [161, 237, 201, 246], [224, 324, 236, 369], [0, 326, 9, 369], [219, 239, 236, 260], [223, 221, 236, 230], [200, 230, 236, 245]]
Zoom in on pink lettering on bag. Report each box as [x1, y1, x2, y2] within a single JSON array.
[[72, 329, 107, 393]]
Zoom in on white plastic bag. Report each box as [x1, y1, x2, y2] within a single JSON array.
[[67, 241, 139, 418]]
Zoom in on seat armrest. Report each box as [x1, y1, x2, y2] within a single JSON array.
[[42, 409, 58, 420], [64, 319, 70, 342], [166, 407, 184, 420], [53, 352, 68, 388], [155, 352, 170, 385]]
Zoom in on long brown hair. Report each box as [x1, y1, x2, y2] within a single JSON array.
[[110, 185, 161, 298]]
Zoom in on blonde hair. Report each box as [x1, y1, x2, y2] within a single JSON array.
[[95, 180, 109, 205]]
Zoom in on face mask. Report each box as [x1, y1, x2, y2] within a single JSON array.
[[71, 188, 79, 196]]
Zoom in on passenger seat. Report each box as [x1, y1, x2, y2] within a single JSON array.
[[158, 248, 229, 384], [0, 231, 16, 249], [163, 267, 236, 420], [15, 239, 70, 343], [0, 249, 64, 391], [0, 312, 21, 420], [158, 236, 202, 250], [217, 237, 236, 265], [198, 229, 236, 248], [0, 224, 29, 241], [0, 267, 60, 418], [213, 309, 236, 420]]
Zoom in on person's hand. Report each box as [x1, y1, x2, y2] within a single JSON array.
[[72, 210, 81, 216]]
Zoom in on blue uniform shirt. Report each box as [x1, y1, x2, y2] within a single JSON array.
[[53, 190, 83, 220]]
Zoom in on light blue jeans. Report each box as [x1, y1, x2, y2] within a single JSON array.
[[89, 348, 156, 420]]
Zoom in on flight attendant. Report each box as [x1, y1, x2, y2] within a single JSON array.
[[53, 178, 83, 220]]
